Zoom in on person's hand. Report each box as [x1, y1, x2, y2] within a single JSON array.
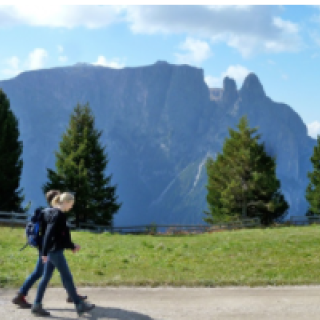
[[42, 256, 48, 263], [73, 244, 81, 253]]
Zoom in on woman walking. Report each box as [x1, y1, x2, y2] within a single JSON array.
[[31, 192, 95, 317], [12, 190, 87, 308]]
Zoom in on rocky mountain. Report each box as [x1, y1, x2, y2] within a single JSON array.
[[0, 61, 315, 226]]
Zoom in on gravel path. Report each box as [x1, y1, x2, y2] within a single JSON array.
[[1, 286, 320, 319]]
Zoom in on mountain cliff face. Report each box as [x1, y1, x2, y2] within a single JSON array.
[[0, 61, 315, 225]]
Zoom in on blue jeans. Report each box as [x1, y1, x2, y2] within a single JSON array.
[[19, 254, 44, 296], [34, 250, 80, 305], [19, 252, 68, 296]]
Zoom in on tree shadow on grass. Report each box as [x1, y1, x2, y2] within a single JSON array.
[[49, 306, 157, 320]]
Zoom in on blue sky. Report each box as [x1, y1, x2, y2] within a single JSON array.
[[1, 5, 320, 137]]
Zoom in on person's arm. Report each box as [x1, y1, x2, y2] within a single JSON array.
[[65, 227, 76, 251], [60, 213, 76, 251], [41, 209, 58, 259], [41, 221, 55, 258]]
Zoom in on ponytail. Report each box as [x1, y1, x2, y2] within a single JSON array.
[[51, 192, 75, 207], [51, 194, 61, 207]]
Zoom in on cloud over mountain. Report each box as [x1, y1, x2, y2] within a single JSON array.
[[0, 5, 302, 56]]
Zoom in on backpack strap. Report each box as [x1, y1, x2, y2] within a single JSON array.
[[20, 242, 29, 251], [31, 207, 43, 223]]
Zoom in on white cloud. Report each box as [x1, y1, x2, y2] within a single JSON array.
[[308, 121, 320, 139], [273, 16, 298, 34], [27, 48, 48, 70], [205, 64, 250, 88], [93, 55, 125, 69], [0, 6, 302, 57], [125, 5, 302, 57], [204, 75, 221, 88], [0, 5, 123, 28], [57, 45, 64, 53], [223, 65, 250, 84], [2, 56, 21, 77], [175, 37, 211, 65], [1, 48, 48, 79]]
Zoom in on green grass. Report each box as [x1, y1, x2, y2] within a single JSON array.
[[1, 225, 320, 288]]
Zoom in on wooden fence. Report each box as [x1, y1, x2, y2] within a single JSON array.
[[0, 211, 261, 234], [68, 219, 260, 234], [3, 210, 320, 233], [289, 215, 320, 225], [0, 211, 28, 227]]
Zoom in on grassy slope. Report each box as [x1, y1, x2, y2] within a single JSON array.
[[1, 225, 320, 288]]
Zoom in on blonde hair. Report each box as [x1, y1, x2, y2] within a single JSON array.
[[46, 190, 61, 205], [51, 192, 75, 207]]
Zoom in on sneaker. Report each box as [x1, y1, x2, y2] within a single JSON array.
[[31, 303, 50, 317], [76, 301, 95, 316], [66, 294, 87, 303], [12, 292, 32, 309]]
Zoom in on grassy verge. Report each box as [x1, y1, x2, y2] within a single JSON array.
[[1, 225, 320, 288]]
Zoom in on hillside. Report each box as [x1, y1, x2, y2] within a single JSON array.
[[1, 225, 320, 287]]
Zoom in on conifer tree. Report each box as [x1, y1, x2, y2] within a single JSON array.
[[306, 135, 320, 215], [43, 103, 121, 227], [0, 88, 24, 212], [205, 116, 288, 225]]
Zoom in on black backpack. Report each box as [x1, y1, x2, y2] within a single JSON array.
[[20, 208, 45, 251]]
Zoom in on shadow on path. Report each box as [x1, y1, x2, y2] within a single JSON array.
[[49, 306, 158, 320]]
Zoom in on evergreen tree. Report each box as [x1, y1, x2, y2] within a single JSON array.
[[205, 116, 288, 225], [0, 88, 24, 212], [43, 103, 121, 227], [306, 135, 320, 215]]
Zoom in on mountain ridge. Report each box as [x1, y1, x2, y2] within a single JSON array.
[[0, 62, 315, 225]]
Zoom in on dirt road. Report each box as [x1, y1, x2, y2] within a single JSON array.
[[1, 286, 320, 319]]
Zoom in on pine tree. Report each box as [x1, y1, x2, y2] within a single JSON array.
[[306, 135, 320, 215], [0, 88, 24, 212], [205, 116, 288, 225], [43, 103, 121, 227]]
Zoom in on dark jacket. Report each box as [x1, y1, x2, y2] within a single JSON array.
[[41, 207, 75, 256]]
